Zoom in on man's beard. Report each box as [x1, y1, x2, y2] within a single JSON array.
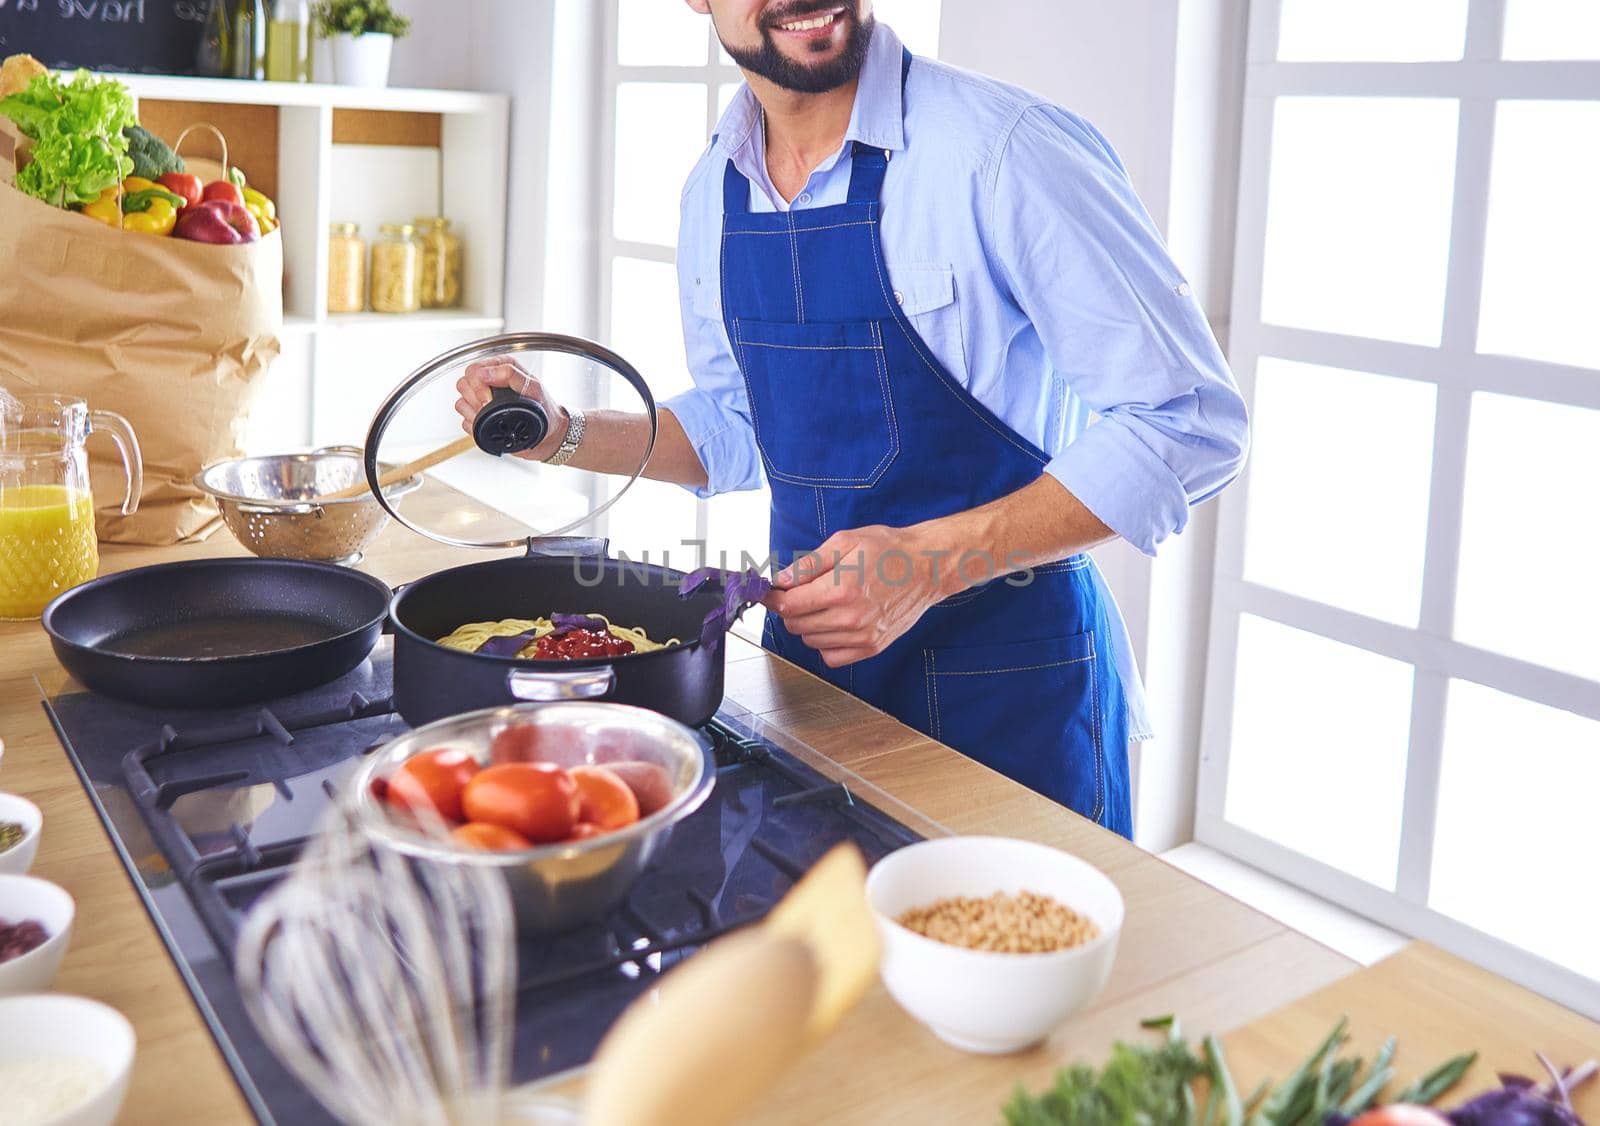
[[720, 6, 876, 95]]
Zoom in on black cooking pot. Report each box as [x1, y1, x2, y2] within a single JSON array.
[[367, 332, 739, 728], [389, 551, 726, 728]]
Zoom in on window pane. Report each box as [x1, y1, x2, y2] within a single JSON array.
[[614, 83, 709, 247], [1278, 0, 1468, 61], [874, 0, 942, 57], [1431, 680, 1600, 979], [1260, 97, 1459, 346], [1477, 101, 1600, 370], [618, 0, 708, 66], [1243, 358, 1437, 624], [601, 478, 701, 567], [610, 257, 691, 398], [1225, 616, 1414, 888], [706, 485, 773, 640], [1502, 0, 1600, 59], [718, 82, 743, 117], [1455, 393, 1600, 680]]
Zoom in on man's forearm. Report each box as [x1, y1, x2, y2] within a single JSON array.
[[908, 474, 1115, 597], [556, 406, 710, 489]]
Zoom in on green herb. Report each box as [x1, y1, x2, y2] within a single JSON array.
[[313, 0, 411, 39], [0, 69, 135, 208], [1002, 1016, 1477, 1126], [0, 821, 23, 853]]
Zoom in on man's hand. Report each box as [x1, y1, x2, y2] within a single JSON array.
[[454, 359, 568, 462], [763, 524, 965, 668], [763, 476, 1118, 667]]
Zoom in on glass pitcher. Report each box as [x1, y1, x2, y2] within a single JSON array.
[[0, 391, 142, 620]]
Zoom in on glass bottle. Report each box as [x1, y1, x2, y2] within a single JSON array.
[[230, 0, 267, 80], [265, 0, 312, 82], [327, 222, 367, 313], [196, 0, 231, 77], [370, 223, 420, 313], [414, 217, 463, 309]]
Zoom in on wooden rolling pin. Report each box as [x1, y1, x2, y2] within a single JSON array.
[[319, 434, 477, 501]]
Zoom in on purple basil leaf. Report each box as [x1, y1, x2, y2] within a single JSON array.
[[678, 567, 723, 597], [549, 613, 608, 635], [477, 631, 540, 658], [680, 567, 773, 652]]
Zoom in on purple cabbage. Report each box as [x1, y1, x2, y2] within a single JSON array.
[[678, 566, 772, 652]]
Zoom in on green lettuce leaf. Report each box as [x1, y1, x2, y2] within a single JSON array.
[[0, 69, 135, 208]]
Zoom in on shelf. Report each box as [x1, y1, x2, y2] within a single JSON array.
[[282, 312, 505, 335], [101, 73, 507, 115]]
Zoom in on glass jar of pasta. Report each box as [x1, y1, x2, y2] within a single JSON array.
[[414, 217, 463, 309], [371, 223, 420, 314], [327, 221, 366, 314]]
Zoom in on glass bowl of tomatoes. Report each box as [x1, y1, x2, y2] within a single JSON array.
[[350, 701, 715, 933]]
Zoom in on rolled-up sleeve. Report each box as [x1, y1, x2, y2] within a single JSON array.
[[987, 107, 1249, 555], [662, 166, 764, 499]]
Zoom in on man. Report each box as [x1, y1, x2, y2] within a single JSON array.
[[456, 1, 1247, 837]]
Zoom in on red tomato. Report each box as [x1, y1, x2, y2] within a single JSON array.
[[600, 761, 675, 816], [1349, 1108, 1452, 1126], [462, 762, 579, 843], [450, 822, 533, 851], [201, 180, 245, 207], [489, 722, 543, 764], [570, 765, 640, 829], [157, 171, 202, 209], [383, 747, 480, 822], [568, 822, 604, 841]]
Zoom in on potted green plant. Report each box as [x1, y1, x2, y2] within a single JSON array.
[[314, 0, 411, 89]]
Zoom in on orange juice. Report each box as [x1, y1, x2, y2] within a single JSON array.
[[0, 484, 99, 619]]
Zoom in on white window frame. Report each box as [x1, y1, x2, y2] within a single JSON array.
[[1197, 0, 1600, 1018], [592, 3, 746, 554]]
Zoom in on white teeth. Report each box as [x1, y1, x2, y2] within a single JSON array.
[[779, 12, 835, 31]]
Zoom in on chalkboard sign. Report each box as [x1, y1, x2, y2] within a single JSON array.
[[0, 0, 209, 76]]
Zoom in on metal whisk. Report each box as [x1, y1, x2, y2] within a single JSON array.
[[234, 806, 518, 1126]]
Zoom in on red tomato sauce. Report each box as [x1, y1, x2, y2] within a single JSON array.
[[532, 627, 636, 660]]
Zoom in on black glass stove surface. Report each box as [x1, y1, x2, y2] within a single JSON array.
[[43, 642, 922, 1125]]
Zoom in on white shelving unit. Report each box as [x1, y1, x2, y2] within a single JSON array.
[[113, 74, 512, 453]]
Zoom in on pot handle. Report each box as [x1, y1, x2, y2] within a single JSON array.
[[524, 536, 609, 558], [505, 665, 617, 702]]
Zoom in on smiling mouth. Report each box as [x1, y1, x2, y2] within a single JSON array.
[[772, 6, 846, 33]]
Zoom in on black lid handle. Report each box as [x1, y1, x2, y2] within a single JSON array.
[[472, 385, 549, 457]]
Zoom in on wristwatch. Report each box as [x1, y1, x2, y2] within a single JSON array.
[[544, 407, 586, 467]]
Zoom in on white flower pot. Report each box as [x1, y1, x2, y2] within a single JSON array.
[[330, 32, 394, 88]]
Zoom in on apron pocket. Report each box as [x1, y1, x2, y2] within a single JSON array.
[[733, 317, 899, 488], [923, 632, 1104, 821]]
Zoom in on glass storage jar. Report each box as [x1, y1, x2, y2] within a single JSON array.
[[371, 223, 420, 314], [327, 221, 367, 313], [414, 217, 463, 309]]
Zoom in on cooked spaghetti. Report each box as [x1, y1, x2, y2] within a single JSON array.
[[436, 614, 674, 660]]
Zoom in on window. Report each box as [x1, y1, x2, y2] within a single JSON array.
[[597, 1, 941, 599], [1200, 0, 1600, 1017]]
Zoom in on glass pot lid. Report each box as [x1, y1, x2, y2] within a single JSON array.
[[363, 333, 657, 550]]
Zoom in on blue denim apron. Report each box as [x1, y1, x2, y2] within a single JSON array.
[[719, 55, 1132, 835]]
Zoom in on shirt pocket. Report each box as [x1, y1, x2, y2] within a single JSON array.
[[731, 317, 900, 488], [885, 262, 967, 380]]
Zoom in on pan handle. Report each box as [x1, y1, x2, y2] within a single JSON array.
[[505, 665, 617, 702]]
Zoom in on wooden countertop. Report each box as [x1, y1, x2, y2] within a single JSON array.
[[0, 482, 1467, 1124]]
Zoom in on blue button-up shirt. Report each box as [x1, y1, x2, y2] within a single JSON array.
[[665, 21, 1248, 559]]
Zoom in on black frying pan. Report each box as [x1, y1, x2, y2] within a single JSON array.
[[42, 558, 391, 708]]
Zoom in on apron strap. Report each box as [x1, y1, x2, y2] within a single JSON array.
[[726, 47, 915, 214]]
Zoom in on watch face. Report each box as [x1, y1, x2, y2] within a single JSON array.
[[364, 335, 656, 549]]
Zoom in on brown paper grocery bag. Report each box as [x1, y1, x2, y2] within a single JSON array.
[[0, 148, 281, 544]]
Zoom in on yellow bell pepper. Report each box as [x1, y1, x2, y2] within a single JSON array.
[[120, 184, 183, 236], [241, 186, 278, 234], [80, 185, 122, 227], [122, 175, 157, 193]]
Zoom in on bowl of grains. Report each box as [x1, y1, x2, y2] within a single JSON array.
[[0, 993, 136, 1126], [0, 792, 42, 876], [865, 836, 1124, 1054]]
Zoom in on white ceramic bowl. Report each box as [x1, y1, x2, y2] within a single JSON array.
[[0, 873, 74, 995], [0, 792, 43, 875], [866, 836, 1124, 1054], [0, 993, 135, 1126]]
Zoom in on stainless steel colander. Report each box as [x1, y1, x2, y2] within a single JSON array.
[[194, 446, 422, 565]]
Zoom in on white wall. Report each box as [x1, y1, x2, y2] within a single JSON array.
[[938, 0, 1249, 851]]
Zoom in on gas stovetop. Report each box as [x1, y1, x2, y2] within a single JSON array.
[[41, 640, 928, 1125]]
